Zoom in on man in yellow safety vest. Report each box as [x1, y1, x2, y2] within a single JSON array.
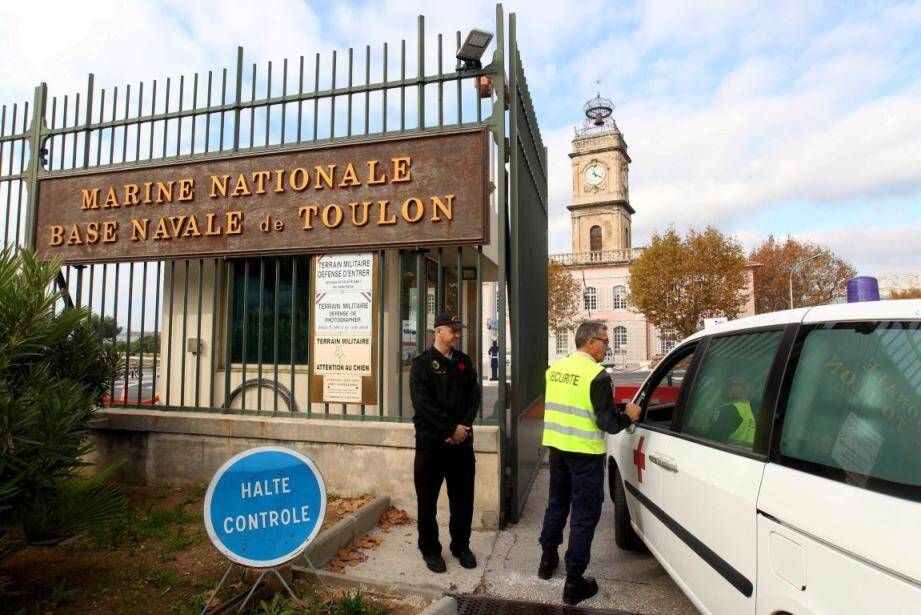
[[537, 320, 641, 605]]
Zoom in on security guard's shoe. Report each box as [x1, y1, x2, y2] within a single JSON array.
[[537, 550, 559, 579], [563, 575, 599, 606], [423, 553, 447, 573], [453, 549, 478, 569]]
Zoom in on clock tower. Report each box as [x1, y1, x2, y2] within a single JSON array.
[[567, 93, 633, 255]]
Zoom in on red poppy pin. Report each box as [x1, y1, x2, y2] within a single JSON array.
[[458, 363, 466, 371]]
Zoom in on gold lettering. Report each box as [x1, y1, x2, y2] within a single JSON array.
[[273, 169, 285, 193], [168, 216, 186, 237], [251, 171, 271, 194], [314, 164, 336, 189], [377, 200, 397, 225], [231, 174, 252, 197], [156, 181, 174, 204], [85, 222, 100, 244], [225, 211, 244, 235], [205, 213, 223, 236], [322, 204, 343, 228], [401, 197, 424, 223], [349, 201, 372, 226], [392, 156, 412, 182], [67, 225, 83, 245], [153, 217, 170, 240], [124, 184, 140, 206], [131, 218, 149, 241], [81, 189, 100, 210], [338, 163, 361, 187], [101, 221, 118, 243], [289, 168, 310, 191], [298, 205, 319, 229], [104, 187, 119, 208], [210, 175, 230, 198], [430, 194, 454, 221], [143, 182, 153, 204], [177, 178, 195, 201], [49, 225, 64, 246], [183, 214, 202, 237], [366, 160, 386, 185]]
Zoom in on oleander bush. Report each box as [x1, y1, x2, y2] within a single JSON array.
[[0, 248, 125, 544]]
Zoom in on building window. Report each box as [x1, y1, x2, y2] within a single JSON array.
[[590, 225, 602, 252], [612, 326, 628, 354], [229, 257, 310, 365], [555, 329, 569, 355], [612, 285, 628, 310], [583, 286, 597, 311], [656, 328, 678, 356]]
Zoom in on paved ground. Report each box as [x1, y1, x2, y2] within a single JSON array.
[[336, 464, 696, 614]]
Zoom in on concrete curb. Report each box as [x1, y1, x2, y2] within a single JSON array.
[[306, 494, 391, 568], [420, 596, 458, 615], [292, 566, 444, 604]]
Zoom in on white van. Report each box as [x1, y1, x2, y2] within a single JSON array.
[[607, 300, 921, 614]]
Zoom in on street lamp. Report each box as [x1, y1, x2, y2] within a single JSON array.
[[789, 251, 823, 309], [456, 28, 493, 71]]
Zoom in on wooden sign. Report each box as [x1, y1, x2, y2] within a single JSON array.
[[33, 127, 489, 264]]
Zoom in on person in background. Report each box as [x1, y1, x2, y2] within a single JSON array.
[[488, 340, 500, 381]]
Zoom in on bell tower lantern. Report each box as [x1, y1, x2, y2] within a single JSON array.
[[567, 93, 633, 256]]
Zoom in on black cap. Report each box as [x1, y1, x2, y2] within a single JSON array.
[[434, 311, 465, 329]]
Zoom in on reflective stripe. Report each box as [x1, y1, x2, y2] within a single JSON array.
[[543, 422, 605, 440], [544, 401, 595, 420]]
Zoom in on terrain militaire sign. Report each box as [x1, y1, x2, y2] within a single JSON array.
[[203, 446, 327, 568], [33, 127, 489, 263]]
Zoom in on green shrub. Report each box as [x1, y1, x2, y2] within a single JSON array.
[[0, 249, 125, 542]]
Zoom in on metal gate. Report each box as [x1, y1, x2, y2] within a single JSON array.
[[505, 14, 549, 522], [0, 4, 547, 526]]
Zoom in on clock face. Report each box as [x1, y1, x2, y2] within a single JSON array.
[[584, 163, 606, 186]]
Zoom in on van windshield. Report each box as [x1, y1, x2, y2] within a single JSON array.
[[780, 321, 921, 498]]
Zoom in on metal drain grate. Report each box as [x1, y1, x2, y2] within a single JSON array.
[[454, 595, 637, 615]]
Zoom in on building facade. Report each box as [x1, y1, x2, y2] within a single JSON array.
[[549, 95, 756, 368]]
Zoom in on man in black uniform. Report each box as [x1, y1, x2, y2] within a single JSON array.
[[410, 311, 480, 573]]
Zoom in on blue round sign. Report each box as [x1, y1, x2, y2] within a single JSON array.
[[203, 446, 327, 568]]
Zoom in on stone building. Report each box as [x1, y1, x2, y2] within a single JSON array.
[[549, 94, 756, 367]]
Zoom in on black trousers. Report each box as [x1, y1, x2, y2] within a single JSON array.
[[538, 447, 605, 576], [414, 442, 475, 557]]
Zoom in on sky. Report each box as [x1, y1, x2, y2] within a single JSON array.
[[2, 0, 920, 277]]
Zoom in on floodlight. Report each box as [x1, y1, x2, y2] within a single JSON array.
[[456, 28, 493, 70]]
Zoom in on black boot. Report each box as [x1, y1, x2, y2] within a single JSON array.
[[537, 550, 559, 580], [563, 574, 598, 605]]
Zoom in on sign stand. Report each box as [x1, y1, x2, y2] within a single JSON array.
[[201, 554, 333, 614], [200, 447, 329, 614]]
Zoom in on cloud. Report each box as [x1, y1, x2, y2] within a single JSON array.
[[795, 223, 921, 277]]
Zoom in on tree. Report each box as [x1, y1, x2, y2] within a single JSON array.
[[0, 249, 126, 544], [88, 314, 122, 339], [890, 288, 921, 299], [547, 259, 582, 332], [132, 335, 160, 354], [628, 227, 749, 340], [750, 236, 856, 313]]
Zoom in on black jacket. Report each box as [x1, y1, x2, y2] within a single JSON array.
[[410, 346, 480, 448]]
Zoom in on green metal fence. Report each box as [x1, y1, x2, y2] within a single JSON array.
[[0, 4, 547, 522]]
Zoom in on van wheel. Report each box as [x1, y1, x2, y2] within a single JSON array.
[[609, 458, 646, 552]]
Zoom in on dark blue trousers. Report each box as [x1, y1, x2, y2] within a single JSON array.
[[538, 447, 605, 577]]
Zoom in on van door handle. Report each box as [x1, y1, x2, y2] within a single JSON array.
[[649, 453, 678, 473]]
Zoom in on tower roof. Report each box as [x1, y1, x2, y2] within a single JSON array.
[[575, 92, 622, 138]]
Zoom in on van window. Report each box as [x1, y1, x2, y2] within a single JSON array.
[[681, 331, 784, 454], [780, 322, 921, 496], [639, 344, 697, 426]]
